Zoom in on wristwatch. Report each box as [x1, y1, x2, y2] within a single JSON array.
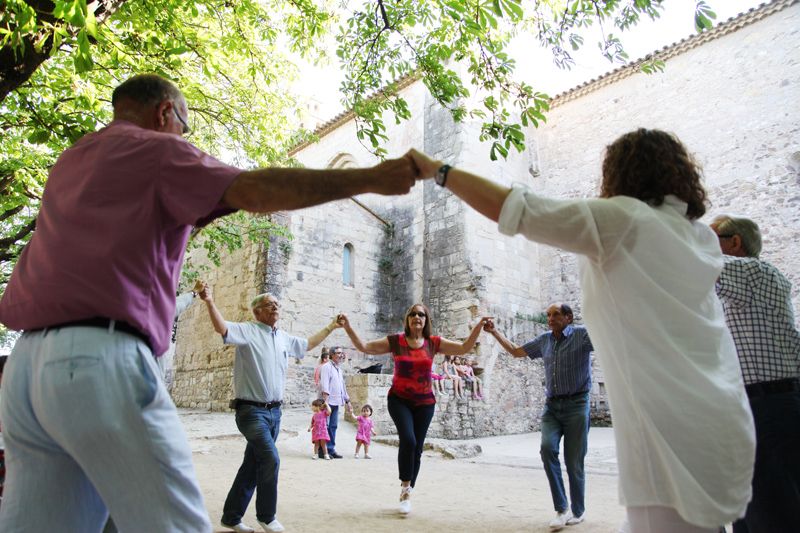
[[435, 164, 452, 187]]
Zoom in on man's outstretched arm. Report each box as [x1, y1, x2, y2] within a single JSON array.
[[223, 156, 419, 213]]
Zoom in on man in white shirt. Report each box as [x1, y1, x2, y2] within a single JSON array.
[[200, 284, 340, 533], [319, 347, 353, 458]]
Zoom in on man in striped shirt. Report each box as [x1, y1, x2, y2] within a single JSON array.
[[711, 214, 800, 533], [485, 303, 593, 531]]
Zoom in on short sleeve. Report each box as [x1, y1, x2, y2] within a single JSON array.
[[223, 321, 250, 345], [156, 137, 241, 227], [581, 328, 594, 352], [523, 335, 544, 360], [717, 257, 757, 307], [284, 334, 308, 358]]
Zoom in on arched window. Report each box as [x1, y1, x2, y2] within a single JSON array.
[[343, 243, 354, 286]]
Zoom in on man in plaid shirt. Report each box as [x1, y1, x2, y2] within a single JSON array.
[[711, 214, 800, 533]]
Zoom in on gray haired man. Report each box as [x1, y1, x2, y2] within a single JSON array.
[[200, 284, 341, 533], [711, 214, 800, 533]]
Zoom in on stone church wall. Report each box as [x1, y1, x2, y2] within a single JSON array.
[[531, 3, 800, 313], [172, 239, 264, 410]]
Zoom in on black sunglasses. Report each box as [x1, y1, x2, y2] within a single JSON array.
[[716, 234, 734, 239], [408, 311, 426, 318]]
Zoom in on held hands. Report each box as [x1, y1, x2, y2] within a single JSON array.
[[197, 281, 212, 302], [336, 313, 350, 329], [406, 149, 442, 180], [372, 156, 419, 196], [474, 316, 494, 331], [483, 318, 496, 334]]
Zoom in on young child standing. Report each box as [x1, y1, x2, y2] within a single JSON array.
[[354, 404, 377, 459], [308, 399, 331, 460]]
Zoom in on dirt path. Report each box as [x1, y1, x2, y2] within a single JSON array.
[[187, 409, 625, 532]]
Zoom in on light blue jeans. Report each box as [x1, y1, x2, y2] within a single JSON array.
[[540, 391, 590, 518], [0, 327, 210, 532]]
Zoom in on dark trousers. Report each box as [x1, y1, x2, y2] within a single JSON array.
[[326, 404, 340, 454], [387, 394, 435, 487], [221, 404, 282, 525], [733, 390, 800, 533]]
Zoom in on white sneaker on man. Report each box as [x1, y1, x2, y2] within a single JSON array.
[[566, 513, 585, 525], [258, 519, 285, 532], [549, 511, 571, 531], [220, 520, 255, 533]]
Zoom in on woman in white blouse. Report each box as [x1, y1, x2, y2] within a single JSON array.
[[408, 129, 755, 533]]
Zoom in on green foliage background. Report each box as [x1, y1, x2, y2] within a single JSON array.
[[0, 0, 718, 345]]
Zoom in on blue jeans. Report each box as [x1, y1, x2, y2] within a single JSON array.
[[326, 404, 340, 454], [0, 328, 210, 532], [540, 392, 589, 518], [387, 394, 435, 487], [732, 390, 800, 533], [221, 404, 282, 525]]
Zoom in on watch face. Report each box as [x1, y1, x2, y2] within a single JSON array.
[[436, 164, 449, 186]]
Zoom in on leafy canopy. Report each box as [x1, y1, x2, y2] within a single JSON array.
[[0, 0, 718, 344]]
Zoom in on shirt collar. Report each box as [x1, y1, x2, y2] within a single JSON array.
[[550, 324, 575, 339], [661, 194, 689, 216], [256, 322, 279, 334]]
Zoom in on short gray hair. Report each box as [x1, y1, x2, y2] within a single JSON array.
[[112, 74, 183, 108], [713, 214, 762, 258], [250, 293, 277, 310]]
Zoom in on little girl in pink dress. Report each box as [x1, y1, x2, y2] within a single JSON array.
[[354, 404, 377, 459], [308, 399, 331, 460]]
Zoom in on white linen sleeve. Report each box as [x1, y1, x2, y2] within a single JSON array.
[[497, 185, 604, 260]]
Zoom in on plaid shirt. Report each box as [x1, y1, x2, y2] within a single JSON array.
[[523, 324, 593, 398], [716, 256, 800, 385]]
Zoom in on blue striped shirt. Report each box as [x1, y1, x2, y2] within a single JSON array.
[[523, 324, 593, 398]]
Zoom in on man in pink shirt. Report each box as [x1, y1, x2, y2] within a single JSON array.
[[0, 74, 418, 533]]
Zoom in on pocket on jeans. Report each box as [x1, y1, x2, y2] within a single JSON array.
[[133, 344, 159, 408], [44, 355, 102, 377]]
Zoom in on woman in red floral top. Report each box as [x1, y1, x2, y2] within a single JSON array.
[[339, 304, 489, 515]]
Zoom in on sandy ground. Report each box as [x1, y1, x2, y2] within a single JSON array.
[[185, 408, 626, 533]]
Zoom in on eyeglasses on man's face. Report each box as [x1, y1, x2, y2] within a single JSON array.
[[408, 311, 426, 318], [716, 234, 734, 240], [172, 106, 191, 135]]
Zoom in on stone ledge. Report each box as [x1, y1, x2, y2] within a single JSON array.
[[373, 435, 483, 459]]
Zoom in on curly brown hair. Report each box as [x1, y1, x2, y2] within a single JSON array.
[[600, 129, 708, 220]]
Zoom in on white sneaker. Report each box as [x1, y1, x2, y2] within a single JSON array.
[[353, 453, 360, 459], [399, 485, 412, 515], [258, 519, 285, 533], [220, 520, 255, 533], [549, 511, 571, 531], [566, 513, 585, 526], [311, 454, 318, 460], [364, 454, 372, 459]]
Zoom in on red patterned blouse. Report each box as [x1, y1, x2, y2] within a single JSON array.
[[387, 333, 441, 406]]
